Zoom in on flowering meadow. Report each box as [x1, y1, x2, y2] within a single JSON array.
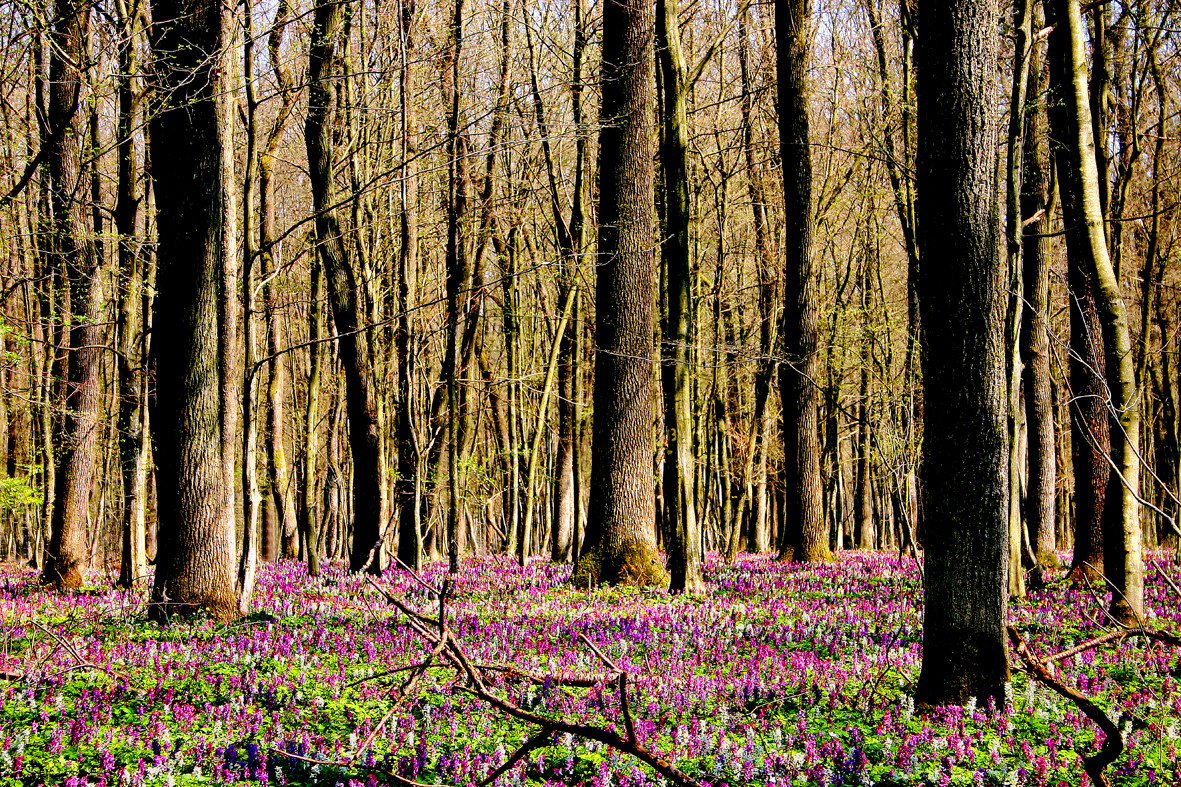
[[2, 552, 1179, 787]]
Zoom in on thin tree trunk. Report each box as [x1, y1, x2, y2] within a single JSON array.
[[394, 0, 421, 572], [1003, 0, 1033, 601], [305, 0, 384, 575], [1047, 0, 1142, 623], [1020, 10, 1058, 576], [657, 0, 703, 592], [115, 0, 148, 591]]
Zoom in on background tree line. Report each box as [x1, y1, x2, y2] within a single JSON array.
[[0, 0, 1176, 640]]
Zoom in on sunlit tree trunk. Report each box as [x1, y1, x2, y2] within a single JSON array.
[[777, 0, 828, 563], [572, 0, 667, 588], [1047, 0, 1142, 624], [115, 0, 149, 591]]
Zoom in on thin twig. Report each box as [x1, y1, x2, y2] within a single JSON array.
[[1151, 561, 1181, 602]]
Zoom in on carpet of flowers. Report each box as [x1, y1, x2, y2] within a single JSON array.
[[1, 551, 1179, 786]]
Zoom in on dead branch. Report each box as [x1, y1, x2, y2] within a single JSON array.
[[1008, 626, 1122, 787], [1151, 561, 1181, 603], [303, 574, 710, 787], [477, 727, 554, 787], [1042, 627, 1181, 664]]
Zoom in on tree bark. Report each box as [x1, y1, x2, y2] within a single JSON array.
[[571, 0, 666, 588], [777, 0, 828, 563], [42, 0, 102, 591], [114, 0, 149, 592], [657, 0, 704, 593], [148, 0, 241, 622], [914, 0, 1010, 708], [1046, 0, 1109, 583], [394, 0, 422, 572]]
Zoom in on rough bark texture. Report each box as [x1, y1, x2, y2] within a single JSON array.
[[148, 0, 240, 622], [777, 0, 829, 563], [305, 0, 384, 575], [571, 0, 666, 588], [1020, 27, 1058, 570], [43, 0, 102, 591], [914, 0, 1010, 708]]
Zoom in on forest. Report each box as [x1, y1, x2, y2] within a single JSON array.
[[1, 0, 1180, 783]]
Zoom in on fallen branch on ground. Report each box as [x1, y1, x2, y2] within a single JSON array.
[[285, 568, 709, 787]]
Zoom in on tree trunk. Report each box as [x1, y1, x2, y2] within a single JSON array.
[[1020, 13, 1058, 575], [1047, 0, 1142, 624], [657, 0, 703, 593], [914, 0, 1010, 708], [1046, 0, 1109, 583], [114, 0, 149, 591], [571, 0, 666, 588], [302, 262, 325, 576], [777, 0, 828, 563], [148, 0, 241, 622], [394, 0, 422, 572], [305, 0, 384, 575], [42, 0, 102, 591]]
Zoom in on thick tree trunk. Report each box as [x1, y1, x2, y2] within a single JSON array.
[[914, 0, 1010, 708], [571, 0, 666, 588], [777, 0, 828, 563], [305, 0, 384, 575], [148, 0, 240, 622]]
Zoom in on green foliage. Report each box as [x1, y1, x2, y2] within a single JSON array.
[[0, 474, 40, 511]]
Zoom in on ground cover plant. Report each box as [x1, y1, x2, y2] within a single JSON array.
[[2, 552, 1179, 787]]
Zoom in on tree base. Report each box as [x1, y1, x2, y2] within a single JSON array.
[[572, 537, 669, 589]]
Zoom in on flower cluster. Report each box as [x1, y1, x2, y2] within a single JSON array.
[[2, 551, 1178, 786]]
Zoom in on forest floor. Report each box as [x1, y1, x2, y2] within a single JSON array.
[[1, 550, 1179, 787]]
